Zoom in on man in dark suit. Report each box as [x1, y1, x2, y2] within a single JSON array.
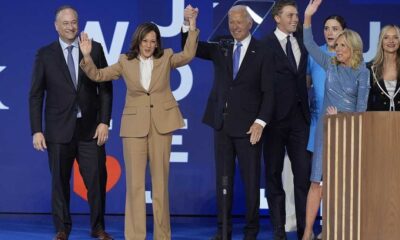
[[183, 5, 273, 240], [29, 6, 113, 240], [262, 1, 311, 239]]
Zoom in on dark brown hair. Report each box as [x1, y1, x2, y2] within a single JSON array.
[[271, 0, 297, 17], [324, 15, 347, 30], [126, 22, 163, 60]]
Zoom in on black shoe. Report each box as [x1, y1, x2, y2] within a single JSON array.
[[273, 236, 287, 240], [210, 233, 232, 240], [53, 232, 68, 240], [273, 227, 287, 240], [90, 229, 114, 240], [243, 234, 257, 240]]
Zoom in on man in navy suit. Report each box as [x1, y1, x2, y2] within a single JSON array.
[[29, 5, 113, 240], [183, 5, 273, 240], [262, 0, 311, 239]]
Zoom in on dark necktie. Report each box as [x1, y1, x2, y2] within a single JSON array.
[[67, 45, 77, 88], [233, 42, 242, 79], [286, 35, 297, 71]]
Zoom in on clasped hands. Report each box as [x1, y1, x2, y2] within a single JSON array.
[[184, 4, 199, 29]]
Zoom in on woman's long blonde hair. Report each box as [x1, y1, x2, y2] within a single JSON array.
[[371, 24, 400, 83], [332, 29, 364, 69]]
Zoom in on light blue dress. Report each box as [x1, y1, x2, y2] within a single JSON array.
[[303, 27, 370, 182], [307, 44, 335, 152]]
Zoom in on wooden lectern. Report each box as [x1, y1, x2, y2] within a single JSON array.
[[323, 112, 400, 240]]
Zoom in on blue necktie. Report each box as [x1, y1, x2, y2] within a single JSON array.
[[67, 45, 77, 88], [286, 35, 297, 71], [233, 42, 242, 79], [67, 45, 81, 117]]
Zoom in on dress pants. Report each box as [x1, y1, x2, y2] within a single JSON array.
[[47, 119, 107, 234], [123, 120, 172, 240], [263, 104, 311, 239], [214, 126, 261, 238]]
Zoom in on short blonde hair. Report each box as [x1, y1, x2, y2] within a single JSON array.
[[332, 29, 364, 69]]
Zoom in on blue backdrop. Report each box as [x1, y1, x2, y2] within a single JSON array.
[[0, 0, 399, 215]]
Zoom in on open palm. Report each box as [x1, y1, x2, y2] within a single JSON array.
[[305, 0, 322, 17], [79, 32, 92, 56]]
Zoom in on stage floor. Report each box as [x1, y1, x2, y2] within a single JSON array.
[[0, 214, 314, 239]]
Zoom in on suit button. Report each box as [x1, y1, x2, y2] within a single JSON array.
[[230, 87, 233, 90], [150, 104, 154, 108], [146, 93, 150, 96], [384, 102, 387, 105]]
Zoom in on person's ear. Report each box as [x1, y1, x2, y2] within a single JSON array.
[[274, 15, 281, 24]]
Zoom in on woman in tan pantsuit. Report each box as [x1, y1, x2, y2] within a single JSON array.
[[78, 9, 199, 240]]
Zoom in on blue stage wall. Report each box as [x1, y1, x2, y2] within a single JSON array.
[[0, 0, 399, 215]]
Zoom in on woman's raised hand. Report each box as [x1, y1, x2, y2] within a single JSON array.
[[79, 32, 92, 57], [305, 0, 322, 17], [304, 0, 322, 27], [184, 4, 199, 31]]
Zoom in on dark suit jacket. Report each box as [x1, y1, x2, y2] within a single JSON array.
[[263, 32, 310, 124], [29, 40, 113, 143], [367, 62, 400, 111], [183, 33, 273, 137]]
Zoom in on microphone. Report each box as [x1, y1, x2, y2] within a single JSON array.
[[222, 175, 229, 240], [219, 38, 233, 57], [216, 36, 234, 240]]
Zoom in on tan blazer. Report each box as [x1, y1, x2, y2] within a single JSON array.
[[81, 29, 199, 137]]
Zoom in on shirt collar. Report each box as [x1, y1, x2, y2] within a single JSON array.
[[59, 37, 79, 50], [234, 33, 251, 47], [274, 28, 293, 41], [139, 55, 153, 62]]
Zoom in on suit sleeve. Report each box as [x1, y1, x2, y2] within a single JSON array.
[[80, 51, 123, 82], [356, 68, 370, 112], [303, 26, 331, 71], [258, 47, 274, 124], [170, 29, 199, 68], [29, 50, 45, 135], [181, 30, 217, 60], [94, 44, 113, 125]]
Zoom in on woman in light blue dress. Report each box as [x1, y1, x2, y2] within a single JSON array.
[[302, 1, 370, 239], [307, 15, 347, 152]]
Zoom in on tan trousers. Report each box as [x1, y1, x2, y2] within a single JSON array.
[[123, 120, 172, 240]]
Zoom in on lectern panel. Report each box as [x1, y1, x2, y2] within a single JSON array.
[[323, 112, 400, 240]]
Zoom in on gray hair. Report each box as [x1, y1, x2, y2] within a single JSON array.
[[228, 5, 253, 24], [55, 5, 78, 21]]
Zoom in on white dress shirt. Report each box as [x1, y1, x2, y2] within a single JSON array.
[[235, 34, 266, 128], [59, 38, 79, 81], [384, 80, 397, 97], [274, 28, 301, 68], [139, 56, 154, 91], [183, 25, 266, 128], [233, 33, 251, 70]]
